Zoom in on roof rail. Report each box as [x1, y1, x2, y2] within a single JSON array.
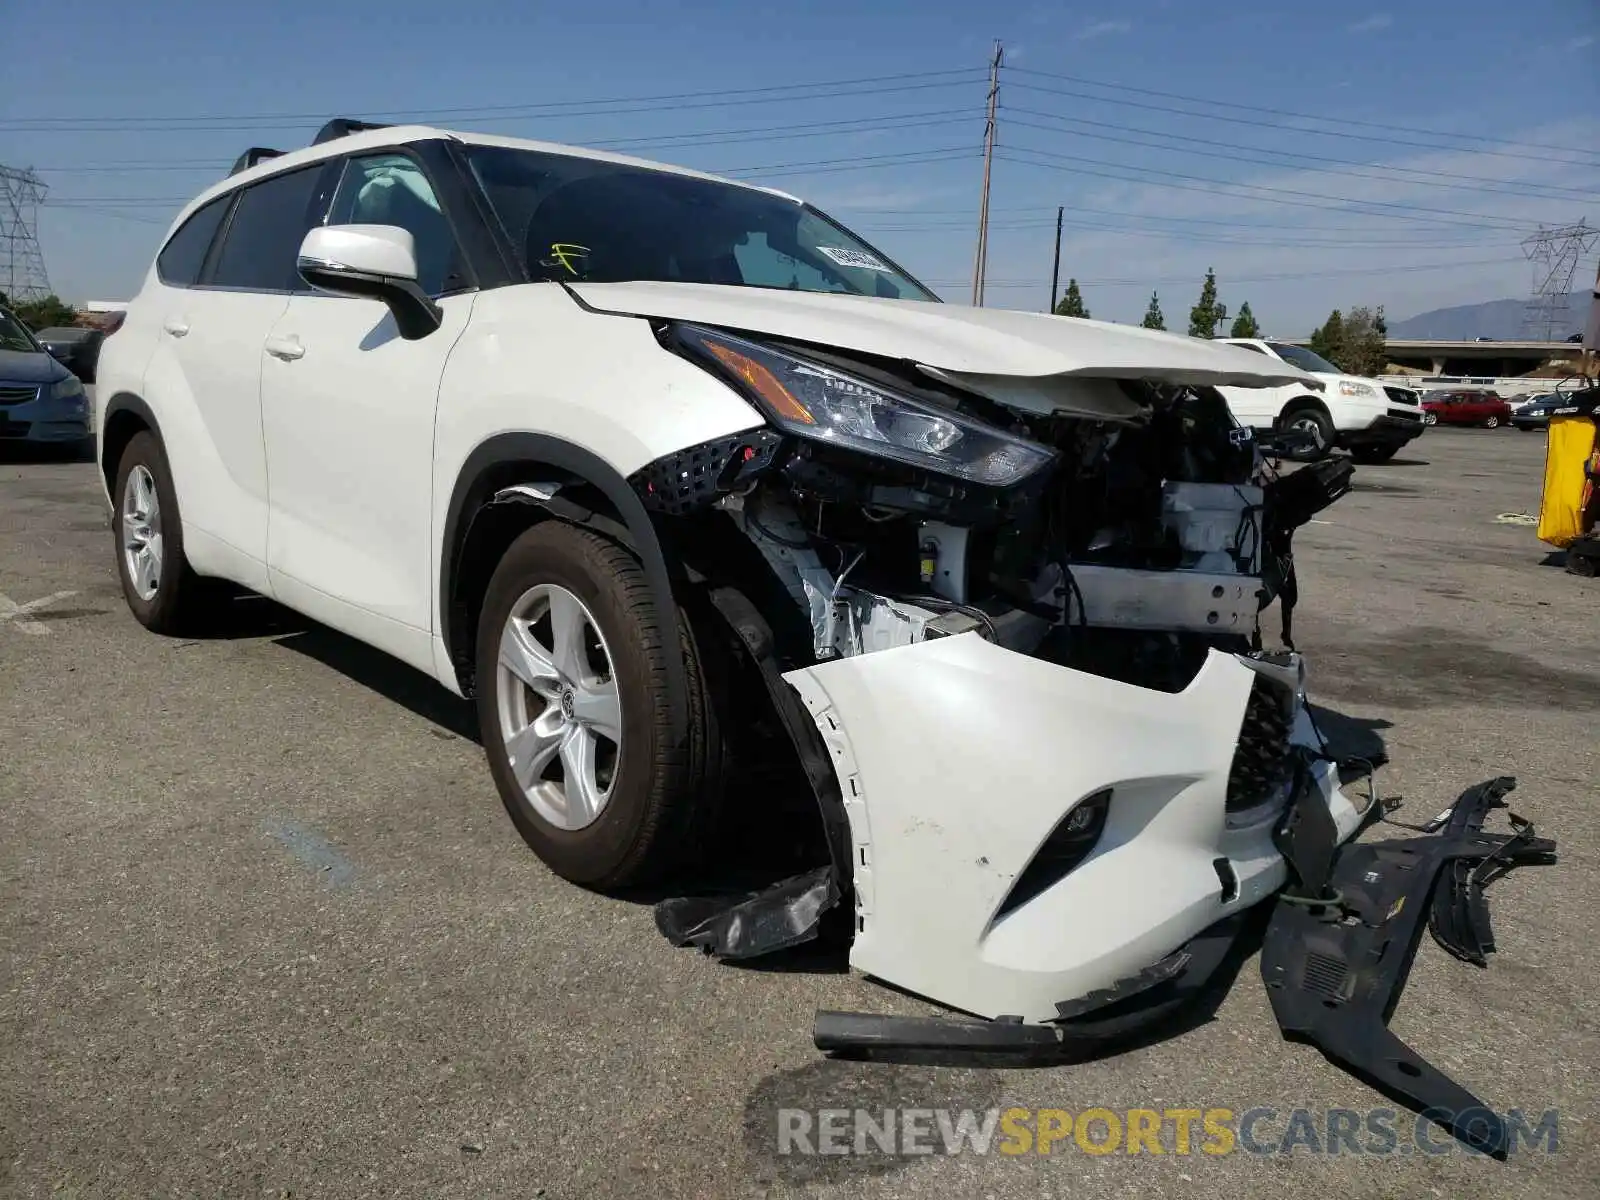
[[228, 147, 284, 176], [312, 118, 393, 146]]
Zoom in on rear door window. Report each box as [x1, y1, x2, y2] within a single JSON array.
[[210, 166, 326, 292], [156, 195, 231, 287]]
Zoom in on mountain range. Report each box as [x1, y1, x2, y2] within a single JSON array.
[[1387, 291, 1591, 341]]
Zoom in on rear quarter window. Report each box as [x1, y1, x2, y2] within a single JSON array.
[[155, 195, 231, 287]]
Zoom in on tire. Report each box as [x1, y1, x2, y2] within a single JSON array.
[[112, 430, 208, 634], [1484, 415, 1501, 428], [1280, 403, 1334, 455], [474, 521, 725, 888], [1351, 443, 1400, 464], [1422, 412, 1438, 426]]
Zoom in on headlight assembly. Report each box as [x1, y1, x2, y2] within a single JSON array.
[[49, 377, 86, 402], [675, 324, 1055, 487], [1338, 380, 1376, 398]]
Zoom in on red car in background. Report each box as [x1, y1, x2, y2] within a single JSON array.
[[1421, 388, 1514, 428]]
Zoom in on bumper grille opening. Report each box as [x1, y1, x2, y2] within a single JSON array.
[[993, 789, 1111, 920], [1226, 677, 1294, 813]]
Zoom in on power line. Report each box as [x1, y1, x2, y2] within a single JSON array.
[[1002, 107, 1600, 203], [995, 146, 1548, 230], [921, 255, 1528, 290], [1005, 68, 1600, 167], [0, 73, 987, 133]]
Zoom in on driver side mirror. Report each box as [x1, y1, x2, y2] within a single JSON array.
[[296, 224, 442, 341]]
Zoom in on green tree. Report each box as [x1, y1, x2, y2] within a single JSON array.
[[1054, 278, 1090, 319], [12, 294, 77, 330], [1229, 301, 1261, 339], [1140, 291, 1166, 330], [1338, 306, 1389, 376], [1308, 309, 1344, 363], [1188, 268, 1226, 338]]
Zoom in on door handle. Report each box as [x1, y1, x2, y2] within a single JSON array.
[[264, 336, 305, 362], [163, 318, 189, 337]]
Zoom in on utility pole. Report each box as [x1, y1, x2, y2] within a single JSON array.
[[970, 40, 1002, 307], [1049, 206, 1063, 313]]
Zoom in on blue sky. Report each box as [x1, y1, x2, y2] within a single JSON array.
[[5, 0, 1597, 333]]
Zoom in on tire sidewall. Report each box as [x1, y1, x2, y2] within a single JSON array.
[[474, 524, 670, 885], [112, 432, 189, 631]]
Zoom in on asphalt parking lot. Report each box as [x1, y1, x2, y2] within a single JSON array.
[[3, 426, 1597, 1199]]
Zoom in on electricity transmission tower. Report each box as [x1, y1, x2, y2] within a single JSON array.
[[1520, 220, 1597, 341], [1, 165, 52, 303]]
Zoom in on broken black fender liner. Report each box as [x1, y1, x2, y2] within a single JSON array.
[[1261, 776, 1556, 1160]]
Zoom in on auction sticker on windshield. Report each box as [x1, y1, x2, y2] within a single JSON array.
[[818, 246, 891, 272]]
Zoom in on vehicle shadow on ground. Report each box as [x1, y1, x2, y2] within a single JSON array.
[[181, 591, 481, 741]]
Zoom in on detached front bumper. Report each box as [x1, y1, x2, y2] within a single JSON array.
[[783, 634, 1366, 1024]]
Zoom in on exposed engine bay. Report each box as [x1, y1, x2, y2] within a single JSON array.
[[638, 326, 1352, 697]]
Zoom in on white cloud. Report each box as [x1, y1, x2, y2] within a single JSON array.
[[1077, 20, 1132, 41], [1571, 34, 1595, 51], [1348, 14, 1394, 34]]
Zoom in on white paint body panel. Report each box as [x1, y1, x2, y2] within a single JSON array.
[[784, 635, 1362, 1023], [260, 292, 477, 675]]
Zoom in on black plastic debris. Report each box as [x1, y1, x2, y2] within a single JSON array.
[[655, 866, 839, 961], [1261, 775, 1557, 1160]]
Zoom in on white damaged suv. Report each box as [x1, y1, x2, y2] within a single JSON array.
[[97, 119, 1377, 1031], [1216, 337, 1425, 463]]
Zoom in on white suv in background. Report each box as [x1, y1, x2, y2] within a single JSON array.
[[1215, 337, 1424, 463], [94, 117, 1373, 1031]]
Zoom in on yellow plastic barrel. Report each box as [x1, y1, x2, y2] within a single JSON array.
[[1537, 414, 1600, 548]]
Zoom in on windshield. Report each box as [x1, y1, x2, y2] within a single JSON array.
[[0, 308, 41, 353], [1269, 343, 1341, 374], [464, 144, 939, 302]]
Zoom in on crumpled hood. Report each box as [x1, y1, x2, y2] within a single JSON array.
[[569, 281, 1323, 419]]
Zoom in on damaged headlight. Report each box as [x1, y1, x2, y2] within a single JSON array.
[[675, 324, 1055, 487]]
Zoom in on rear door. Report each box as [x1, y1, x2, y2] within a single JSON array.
[[259, 147, 476, 674], [139, 165, 329, 588]]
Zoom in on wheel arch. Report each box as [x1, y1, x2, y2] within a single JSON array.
[[99, 392, 164, 500], [440, 433, 688, 740]]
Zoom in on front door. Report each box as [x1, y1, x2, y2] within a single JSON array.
[[260, 150, 476, 674]]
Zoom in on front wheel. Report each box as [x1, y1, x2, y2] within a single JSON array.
[[475, 521, 724, 888], [1281, 404, 1334, 456], [1484, 415, 1502, 428], [1422, 412, 1439, 426]]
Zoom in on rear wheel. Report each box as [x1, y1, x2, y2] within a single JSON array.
[[1422, 411, 1439, 426], [475, 521, 725, 888], [1484, 414, 1502, 428], [112, 431, 209, 634]]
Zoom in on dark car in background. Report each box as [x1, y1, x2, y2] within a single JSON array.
[[0, 303, 92, 449], [34, 326, 107, 384], [1512, 387, 1600, 431], [1421, 388, 1513, 428]]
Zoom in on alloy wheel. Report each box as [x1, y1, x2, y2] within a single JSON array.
[[121, 465, 163, 601], [495, 583, 623, 831]]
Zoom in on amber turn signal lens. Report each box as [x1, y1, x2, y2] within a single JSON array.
[[703, 339, 816, 425]]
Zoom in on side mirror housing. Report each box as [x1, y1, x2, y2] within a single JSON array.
[[296, 224, 442, 340]]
